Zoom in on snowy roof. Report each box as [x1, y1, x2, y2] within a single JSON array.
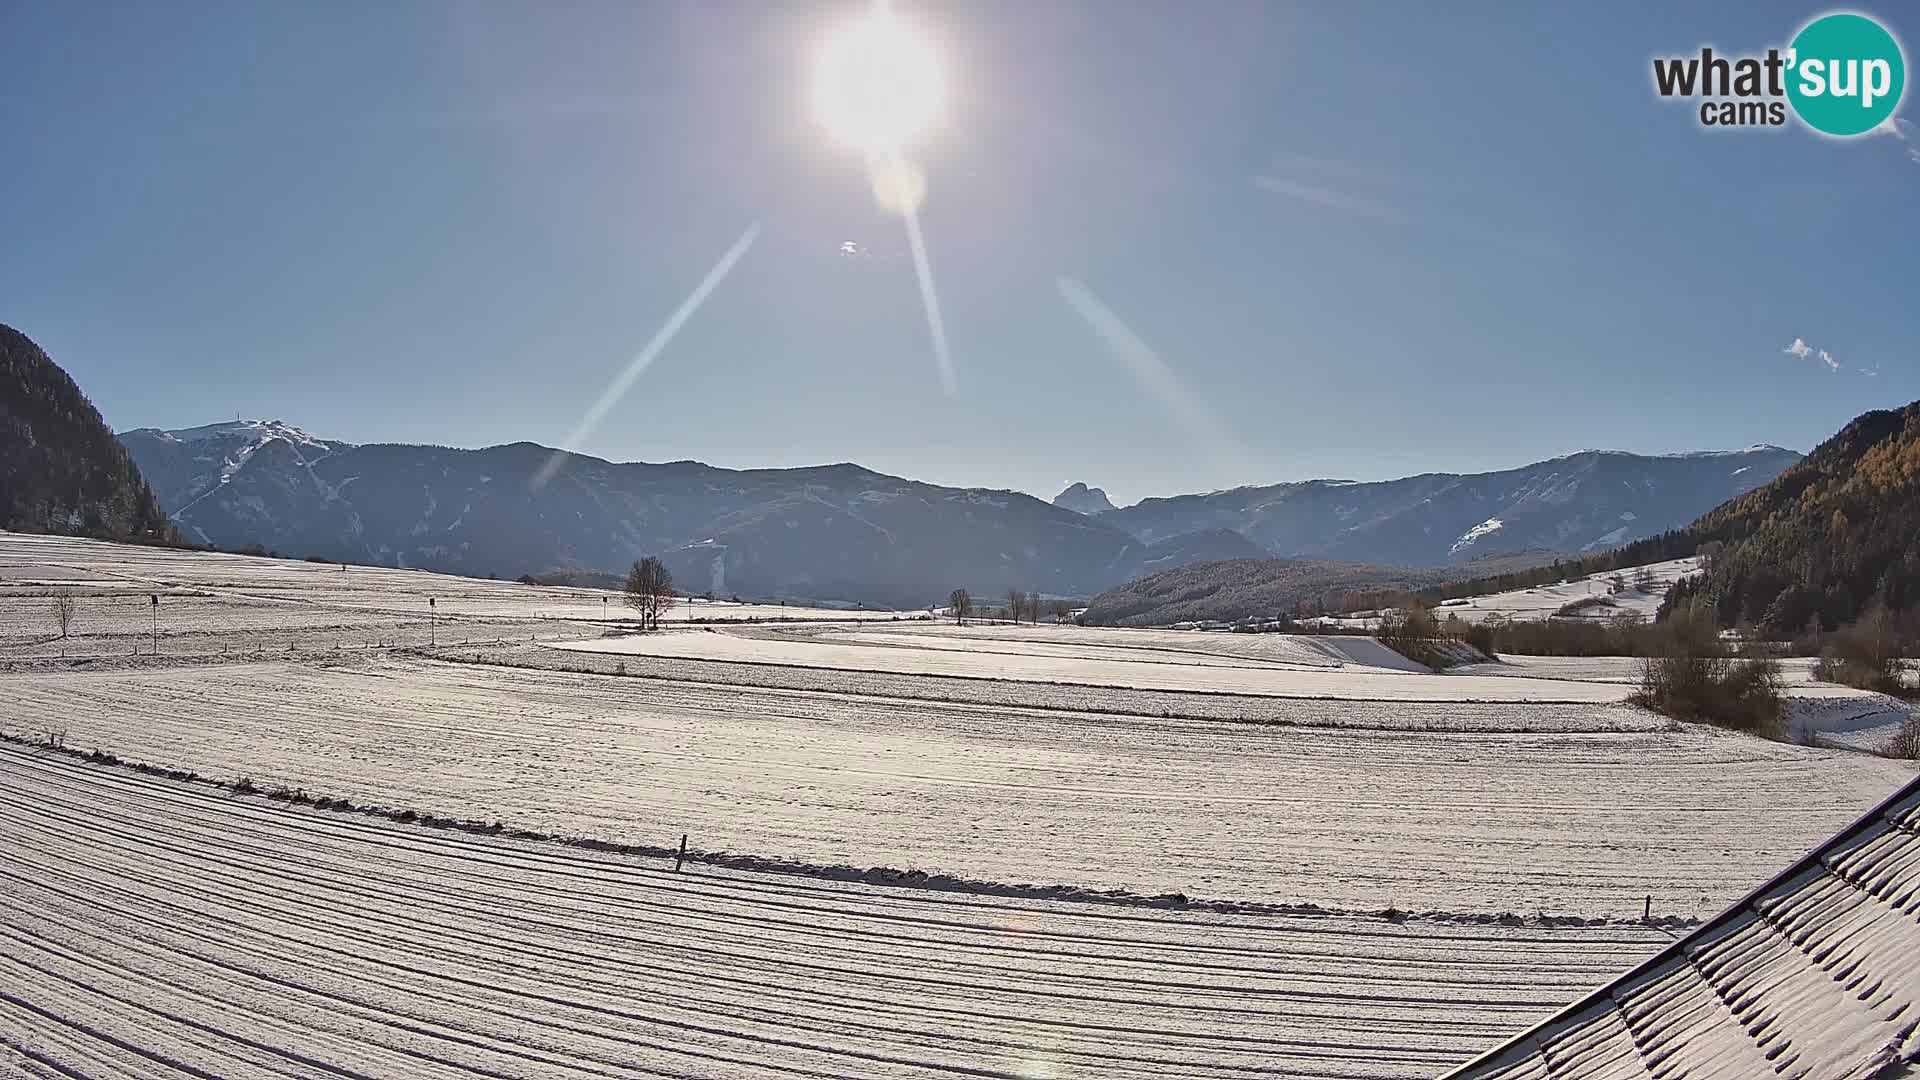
[[1442, 772, 1920, 1079]]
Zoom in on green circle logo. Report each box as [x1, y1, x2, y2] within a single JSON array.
[[1787, 13, 1905, 136]]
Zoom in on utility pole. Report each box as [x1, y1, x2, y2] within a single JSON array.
[[602, 595, 609, 623]]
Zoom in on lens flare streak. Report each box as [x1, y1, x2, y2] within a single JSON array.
[[893, 156, 955, 395], [534, 224, 761, 489], [1056, 276, 1245, 471]]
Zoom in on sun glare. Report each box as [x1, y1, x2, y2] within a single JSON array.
[[812, 7, 944, 153]]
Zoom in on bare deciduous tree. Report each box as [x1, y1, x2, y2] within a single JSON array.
[[1050, 599, 1075, 624], [1814, 605, 1906, 694], [51, 593, 76, 639], [947, 588, 972, 625], [1887, 710, 1920, 760], [624, 556, 677, 631], [1007, 589, 1027, 625]]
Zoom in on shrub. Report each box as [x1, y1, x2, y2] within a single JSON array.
[[1812, 607, 1911, 695], [1628, 604, 1787, 737], [1376, 606, 1444, 668], [1450, 616, 1498, 658], [1554, 595, 1617, 617], [1478, 612, 1656, 657], [1884, 711, 1920, 760]]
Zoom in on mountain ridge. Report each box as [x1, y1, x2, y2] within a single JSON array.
[[118, 417, 1802, 607], [1096, 445, 1801, 566], [118, 421, 1150, 606]]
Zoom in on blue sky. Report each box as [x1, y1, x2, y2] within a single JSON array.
[[4, 2, 1915, 505]]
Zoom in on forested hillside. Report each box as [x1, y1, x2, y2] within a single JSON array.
[[1081, 558, 1453, 626], [0, 324, 174, 543], [1412, 400, 1920, 636], [1668, 401, 1920, 633]]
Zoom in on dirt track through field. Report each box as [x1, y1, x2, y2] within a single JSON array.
[[0, 744, 1675, 1079]]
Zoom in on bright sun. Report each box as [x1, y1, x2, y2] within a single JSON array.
[[812, 7, 944, 153]]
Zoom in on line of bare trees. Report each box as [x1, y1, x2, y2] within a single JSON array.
[[944, 588, 1074, 625]]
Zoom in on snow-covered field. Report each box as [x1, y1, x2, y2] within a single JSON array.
[[0, 743, 1676, 1079], [4, 652, 1910, 918], [1450, 655, 1915, 751], [4, 534, 1915, 1076], [1429, 557, 1702, 624], [558, 623, 1631, 702], [0, 532, 911, 658]]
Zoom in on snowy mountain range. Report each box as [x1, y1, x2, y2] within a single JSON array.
[[119, 421, 1226, 606], [118, 421, 1799, 606], [1066, 446, 1802, 568]]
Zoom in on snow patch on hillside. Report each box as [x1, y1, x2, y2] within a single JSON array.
[[1582, 526, 1630, 551], [1450, 517, 1505, 554]]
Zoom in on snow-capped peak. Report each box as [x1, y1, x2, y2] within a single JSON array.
[[155, 419, 329, 449], [1669, 444, 1793, 459]]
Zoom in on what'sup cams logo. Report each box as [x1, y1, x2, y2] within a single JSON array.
[[1653, 11, 1905, 136]]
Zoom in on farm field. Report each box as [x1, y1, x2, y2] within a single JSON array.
[[459, 643, 1675, 733], [0, 743, 1677, 1079], [1447, 655, 1914, 751], [0, 532, 912, 659], [4, 535, 1916, 1078], [555, 624, 1631, 702], [4, 652, 1910, 918]]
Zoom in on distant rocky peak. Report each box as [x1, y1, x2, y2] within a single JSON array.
[[1053, 482, 1117, 516]]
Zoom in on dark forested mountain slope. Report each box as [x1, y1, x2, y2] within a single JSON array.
[[0, 324, 173, 543]]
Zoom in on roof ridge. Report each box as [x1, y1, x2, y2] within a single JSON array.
[[1439, 771, 1920, 1078]]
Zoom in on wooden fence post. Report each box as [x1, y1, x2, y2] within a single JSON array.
[[675, 833, 688, 872]]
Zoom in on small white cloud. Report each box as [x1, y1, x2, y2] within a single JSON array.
[[1818, 349, 1841, 372], [1875, 116, 1920, 164], [1784, 337, 1813, 360]]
